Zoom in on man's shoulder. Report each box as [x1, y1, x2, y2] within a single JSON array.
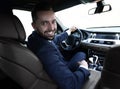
[[27, 31, 46, 52]]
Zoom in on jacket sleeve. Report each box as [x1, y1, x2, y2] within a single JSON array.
[[53, 32, 68, 45], [36, 43, 90, 89]]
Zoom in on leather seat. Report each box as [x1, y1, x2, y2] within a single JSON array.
[[0, 12, 57, 89]]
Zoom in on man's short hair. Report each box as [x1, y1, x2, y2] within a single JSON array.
[[31, 2, 54, 23]]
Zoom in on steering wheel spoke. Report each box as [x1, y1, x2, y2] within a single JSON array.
[[60, 29, 83, 51]]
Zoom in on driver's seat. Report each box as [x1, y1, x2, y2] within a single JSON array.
[[0, 12, 57, 89]]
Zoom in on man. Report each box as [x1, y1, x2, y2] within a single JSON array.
[[27, 2, 90, 89]]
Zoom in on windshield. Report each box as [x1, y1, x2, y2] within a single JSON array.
[[55, 0, 120, 29]]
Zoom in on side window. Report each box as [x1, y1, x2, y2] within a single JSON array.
[[13, 9, 33, 41]]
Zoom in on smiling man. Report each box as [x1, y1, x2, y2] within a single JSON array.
[[27, 2, 90, 89]]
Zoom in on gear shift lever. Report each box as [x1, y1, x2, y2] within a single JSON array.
[[93, 55, 98, 64], [89, 55, 98, 69]]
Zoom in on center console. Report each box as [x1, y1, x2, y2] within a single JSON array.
[[88, 49, 106, 71]]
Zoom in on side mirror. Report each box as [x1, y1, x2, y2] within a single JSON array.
[[88, 1, 112, 15]]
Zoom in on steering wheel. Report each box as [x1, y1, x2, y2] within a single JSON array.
[[60, 29, 83, 51]]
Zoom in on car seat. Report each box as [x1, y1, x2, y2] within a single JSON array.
[[0, 12, 57, 89], [97, 46, 120, 89]]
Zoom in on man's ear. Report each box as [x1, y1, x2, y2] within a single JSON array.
[[31, 22, 37, 31]]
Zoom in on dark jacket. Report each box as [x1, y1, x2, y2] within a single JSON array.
[[27, 31, 90, 89]]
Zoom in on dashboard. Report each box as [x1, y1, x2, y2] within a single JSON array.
[[80, 26, 120, 71], [81, 27, 120, 51]]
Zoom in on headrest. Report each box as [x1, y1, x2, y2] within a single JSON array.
[[0, 13, 26, 43]]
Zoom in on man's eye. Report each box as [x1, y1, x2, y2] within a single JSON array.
[[52, 20, 56, 24], [41, 22, 48, 25]]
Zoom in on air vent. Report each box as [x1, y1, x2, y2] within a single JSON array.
[[90, 40, 99, 43], [103, 41, 114, 45], [90, 40, 114, 45]]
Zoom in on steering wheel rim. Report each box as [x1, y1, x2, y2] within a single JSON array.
[[60, 29, 83, 51]]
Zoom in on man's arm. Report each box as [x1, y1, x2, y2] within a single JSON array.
[[54, 26, 77, 44], [37, 43, 90, 89]]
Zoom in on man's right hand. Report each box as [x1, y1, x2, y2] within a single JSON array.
[[77, 60, 88, 69]]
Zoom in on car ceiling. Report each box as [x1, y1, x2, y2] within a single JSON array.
[[1, 0, 82, 12]]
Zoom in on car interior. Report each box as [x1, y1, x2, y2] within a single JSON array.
[[0, 0, 120, 89]]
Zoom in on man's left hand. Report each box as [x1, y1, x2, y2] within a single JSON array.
[[66, 26, 77, 35]]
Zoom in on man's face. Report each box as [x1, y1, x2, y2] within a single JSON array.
[[32, 10, 57, 40]]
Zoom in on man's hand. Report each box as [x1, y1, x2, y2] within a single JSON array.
[[77, 60, 88, 69], [69, 26, 77, 33], [66, 26, 77, 35]]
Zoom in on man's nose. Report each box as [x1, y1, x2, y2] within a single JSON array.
[[49, 23, 55, 30]]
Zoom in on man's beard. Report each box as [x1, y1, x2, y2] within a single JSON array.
[[36, 29, 56, 40]]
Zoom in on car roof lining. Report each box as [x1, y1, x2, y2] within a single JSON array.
[[1, 0, 82, 12]]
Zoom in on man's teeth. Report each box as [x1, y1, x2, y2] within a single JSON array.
[[48, 31, 53, 34]]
